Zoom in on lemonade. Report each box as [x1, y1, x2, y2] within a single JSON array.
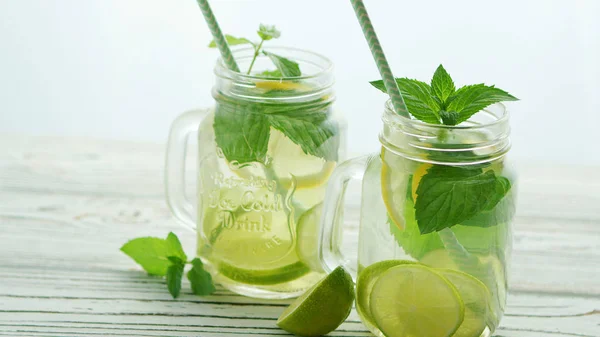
[[195, 58, 344, 298]]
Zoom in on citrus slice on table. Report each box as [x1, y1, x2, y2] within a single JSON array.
[[356, 260, 417, 326], [370, 264, 465, 337], [277, 266, 354, 336], [438, 269, 491, 337]]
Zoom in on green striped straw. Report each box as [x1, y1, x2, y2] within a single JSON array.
[[195, 0, 240, 72], [348, 0, 408, 117], [349, 0, 487, 281]]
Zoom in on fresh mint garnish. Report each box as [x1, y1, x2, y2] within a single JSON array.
[[414, 165, 509, 234], [257, 24, 281, 40], [264, 51, 301, 77], [121, 232, 216, 298], [370, 65, 518, 125], [214, 105, 270, 164], [166, 256, 185, 298], [208, 35, 253, 48], [257, 69, 283, 78], [210, 24, 300, 77], [214, 100, 338, 165], [188, 258, 217, 296]]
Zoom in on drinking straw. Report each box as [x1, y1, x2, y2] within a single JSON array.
[[348, 0, 490, 283], [195, 0, 240, 72], [348, 0, 408, 117]]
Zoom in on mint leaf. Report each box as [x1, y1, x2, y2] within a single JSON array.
[[188, 258, 216, 296], [447, 84, 518, 124], [370, 78, 441, 124], [257, 24, 281, 40], [166, 232, 187, 262], [389, 176, 444, 259], [120, 237, 170, 276], [257, 69, 283, 78], [208, 35, 253, 48], [166, 256, 184, 298], [415, 165, 497, 234], [461, 177, 515, 228], [268, 109, 339, 161], [431, 64, 455, 103], [440, 110, 460, 126], [263, 51, 301, 77], [213, 103, 271, 164]]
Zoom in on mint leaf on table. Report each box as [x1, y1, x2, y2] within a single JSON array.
[[431, 64, 456, 103], [208, 35, 253, 48], [414, 165, 498, 234], [257, 24, 281, 40], [268, 109, 339, 161], [447, 84, 518, 124], [263, 51, 302, 77], [166, 232, 187, 262], [166, 256, 185, 298], [370, 78, 441, 124], [213, 104, 271, 165], [120, 237, 171, 276], [188, 258, 216, 296]]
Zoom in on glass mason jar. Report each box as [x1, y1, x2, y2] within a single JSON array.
[[320, 101, 515, 337], [166, 47, 346, 299]]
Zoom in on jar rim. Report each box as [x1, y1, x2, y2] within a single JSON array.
[[214, 46, 334, 81], [383, 100, 509, 130]]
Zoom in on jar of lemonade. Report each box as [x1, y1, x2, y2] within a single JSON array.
[[320, 101, 515, 337], [165, 47, 345, 299]]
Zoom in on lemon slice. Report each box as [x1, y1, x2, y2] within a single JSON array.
[[255, 80, 310, 91], [438, 269, 491, 337], [380, 148, 410, 230], [277, 266, 354, 336], [370, 264, 465, 337], [356, 260, 417, 327]]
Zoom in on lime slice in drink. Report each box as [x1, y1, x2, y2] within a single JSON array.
[[370, 264, 465, 337], [295, 203, 325, 273], [277, 266, 354, 336], [217, 260, 310, 286], [356, 260, 417, 326], [438, 269, 491, 337]]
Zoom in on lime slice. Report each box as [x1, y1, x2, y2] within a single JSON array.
[[420, 248, 460, 269], [370, 264, 465, 337], [438, 269, 491, 337], [217, 261, 310, 286], [296, 203, 325, 273], [277, 266, 354, 336], [356, 260, 417, 326]]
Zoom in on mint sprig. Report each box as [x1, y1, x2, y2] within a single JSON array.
[[370, 65, 518, 125], [121, 232, 216, 298], [209, 24, 300, 77]]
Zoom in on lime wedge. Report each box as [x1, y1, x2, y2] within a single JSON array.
[[296, 203, 325, 273], [438, 269, 491, 337], [356, 260, 417, 326], [277, 266, 354, 336], [370, 264, 465, 337]]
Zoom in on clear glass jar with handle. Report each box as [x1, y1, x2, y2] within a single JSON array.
[[166, 47, 346, 299], [320, 101, 515, 337]]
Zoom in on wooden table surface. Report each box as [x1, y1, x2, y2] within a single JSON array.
[[0, 135, 598, 337]]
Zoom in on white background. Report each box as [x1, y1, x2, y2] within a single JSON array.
[[1, 0, 599, 165]]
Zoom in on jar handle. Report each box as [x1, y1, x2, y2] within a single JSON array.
[[165, 108, 210, 231], [319, 154, 374, 280]]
